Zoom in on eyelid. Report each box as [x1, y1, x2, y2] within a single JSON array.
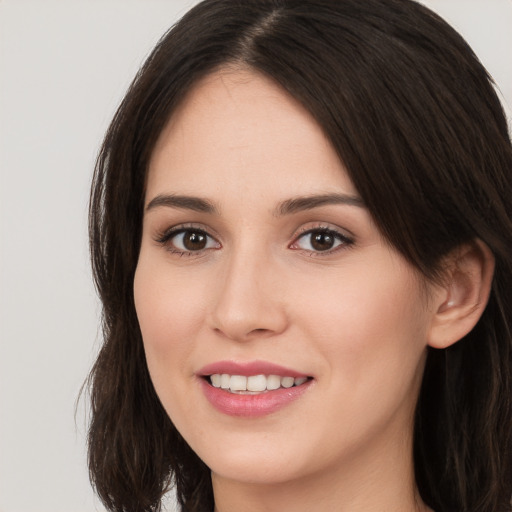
[[293, 222, 355, 239], [154, 223, 221, 255], [289, 223, 355, 255], [153, 221, 354, 257], [155, 222, 217, 241]]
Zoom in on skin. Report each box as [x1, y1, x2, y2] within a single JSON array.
[[134, 68, 439, 511]]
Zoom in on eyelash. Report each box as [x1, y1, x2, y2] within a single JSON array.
[[289, 225, 354, 256], [155, 224, 220, 257], [154, 224, 354, 257]]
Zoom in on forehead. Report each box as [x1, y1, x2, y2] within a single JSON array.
[[146, 68, 358, 202]]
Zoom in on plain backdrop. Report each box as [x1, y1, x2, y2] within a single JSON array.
[[0, 1, 510, 511]]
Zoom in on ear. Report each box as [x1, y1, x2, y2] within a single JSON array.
[[427, 240, 495, 349]]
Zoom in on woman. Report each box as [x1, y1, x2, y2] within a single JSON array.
[[87, 0, 512, 511]]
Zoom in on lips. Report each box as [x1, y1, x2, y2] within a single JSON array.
[[198, 360, 309, 378], [197, 360, 313, 417]]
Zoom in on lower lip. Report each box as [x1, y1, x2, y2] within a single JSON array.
[[199, 378, 313, 417]]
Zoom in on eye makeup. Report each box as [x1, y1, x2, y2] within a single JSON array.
[[153, 220, 355, 259]]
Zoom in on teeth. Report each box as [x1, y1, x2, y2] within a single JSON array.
[[229, 375, 247, 391], [266, 374, 281, 390], [209, 373, 309, 393], [247, 374, 267, 392], [220, 374, 230, 389], [281, 376, 294, 388]]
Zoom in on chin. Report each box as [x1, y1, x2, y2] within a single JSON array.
[[176, 422, 305, 482], [209, 454, 308, 486]]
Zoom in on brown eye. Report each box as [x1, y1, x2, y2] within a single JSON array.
[[182, 231, 207, 250], [292, 228, 352, 253], [310, 231, 336, 251], [160, 228, 220, 254]]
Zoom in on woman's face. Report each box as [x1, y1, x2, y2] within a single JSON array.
[[134, 69, 436, 486]]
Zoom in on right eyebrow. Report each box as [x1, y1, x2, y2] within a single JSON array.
[[145, 194, 218, 214]]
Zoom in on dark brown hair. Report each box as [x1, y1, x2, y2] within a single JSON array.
[[87, 1, 512, 511]]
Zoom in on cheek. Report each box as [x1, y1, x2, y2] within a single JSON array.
[[290, 255, 430, 386], [302, 259, 422, 321], [286, 259, 429, 453], [133, 255, 207, 382]]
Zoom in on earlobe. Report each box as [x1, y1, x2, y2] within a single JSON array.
[[427, 240, 495, 349]]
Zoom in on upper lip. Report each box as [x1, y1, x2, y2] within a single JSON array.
[[197, 360, 310, 378]]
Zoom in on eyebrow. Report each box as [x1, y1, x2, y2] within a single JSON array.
[[274, 193, 364, 216], [145, 192, 364, 215], [146, 194, 218, 214]]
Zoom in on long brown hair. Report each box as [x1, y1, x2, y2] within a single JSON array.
[[87, 1, 512, 510]]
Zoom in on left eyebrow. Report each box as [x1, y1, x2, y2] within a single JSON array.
[[145, 194, 218, 214], [274, 193, 365, 216]]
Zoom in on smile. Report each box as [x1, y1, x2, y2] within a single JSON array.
[[198, 361, 313, 416], [209, 374, 309, 393]]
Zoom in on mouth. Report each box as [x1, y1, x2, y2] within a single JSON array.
[[205, 373, 311, 394], [197, 361, 314, 417]]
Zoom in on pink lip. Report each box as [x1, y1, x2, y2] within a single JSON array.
[[197, 360, 309, 378], [197, 360, 313, 418], [199, 379, 312, 417]]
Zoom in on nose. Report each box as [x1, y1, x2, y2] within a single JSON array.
[[208, 247, 288, 342]]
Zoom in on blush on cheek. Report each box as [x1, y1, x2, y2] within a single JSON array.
[[134, 269, 205, 382]]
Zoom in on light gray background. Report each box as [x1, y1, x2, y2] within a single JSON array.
[[0, 1, 511, 511]]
